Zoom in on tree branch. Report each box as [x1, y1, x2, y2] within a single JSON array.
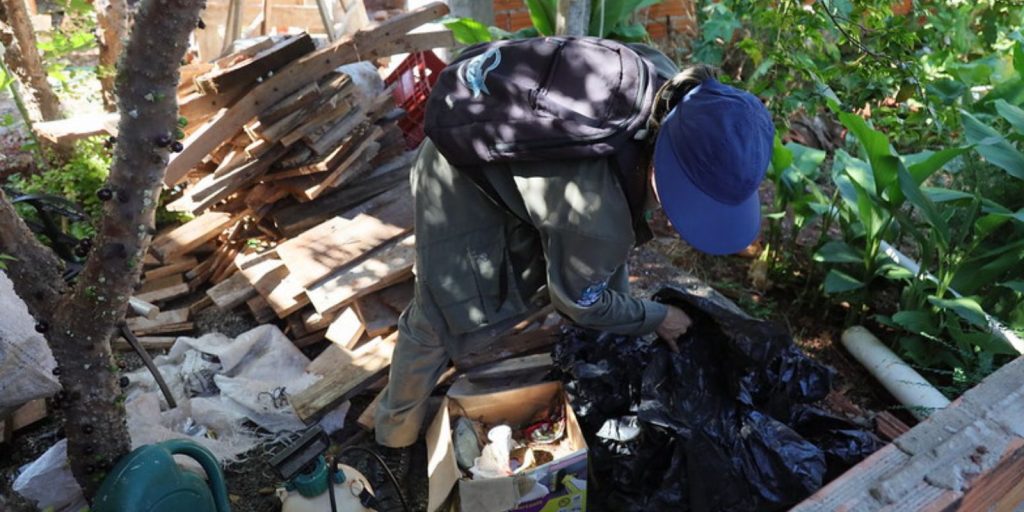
[[0, 190, 66, 318]]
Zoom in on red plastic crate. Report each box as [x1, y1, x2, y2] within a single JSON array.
[[384, 50, 447, 149]]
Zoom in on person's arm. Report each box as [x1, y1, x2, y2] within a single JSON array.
[[511, 159, 668, 336]]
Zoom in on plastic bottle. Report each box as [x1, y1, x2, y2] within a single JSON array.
[[279, 463, 376, 512]]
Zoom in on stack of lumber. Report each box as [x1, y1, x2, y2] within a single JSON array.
[[119, 4, 470, 423]]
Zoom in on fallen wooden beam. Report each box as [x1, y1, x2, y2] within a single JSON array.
[[144, 257, 199, 281], [164, 2, 449, 186], [132, 321, 194, 336], [292, 333, 396, 422], [129, 296, 160, 320]]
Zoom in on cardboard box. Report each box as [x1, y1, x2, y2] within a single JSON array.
[[426, 380, 588, 512]]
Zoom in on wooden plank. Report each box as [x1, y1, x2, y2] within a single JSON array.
[[7, 399, 47, 433], [138, 273, 184, 295], [150, 211, 234, 261], [246, 295, 276, 323], [135, 282, 190, 304], [306, 109, 368, 155], [258, 81, 320, 126], [168, 146, 287, 214], [34, 113, 119, 143], [354, 293, 399, 338], [179, 85, 247, 126], [164, 3, 450, 186], [376, 278, 413, 312], [206, 270, 257, 309], [143, 257, 198, 281], [197, 33, 316, 94], [132, 322, 194, 336], [292, 334, 396, 422], [293, 329, 327, 349], [270, 158, 412, 237], [324, 307, 365, 348], [237, 256, 308, 318], [306, 235, 416, 314], [212, 148, 246, 178], [306, 343, 356, 377], [454, 326, 561, 372], [278, 92, 355, 147], [189, 295, 215, 315], [275, 203, 412, 288], [126, 308, 190, 331]]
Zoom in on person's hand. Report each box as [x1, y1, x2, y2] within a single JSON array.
[[656, 305, 692, 352]]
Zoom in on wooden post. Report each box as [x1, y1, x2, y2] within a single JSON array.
[[556, 0, 590, 36]]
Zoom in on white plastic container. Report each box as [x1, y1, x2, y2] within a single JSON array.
[[279, 464, 376, 512]]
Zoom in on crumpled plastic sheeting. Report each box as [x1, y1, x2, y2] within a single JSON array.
[[125, 324, 340, 463], [11, 439, 88, 512], [553, 286, 881, 512], [0, 271, 60, 416]]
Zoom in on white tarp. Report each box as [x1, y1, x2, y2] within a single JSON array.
[[0, 271, 60, 417]]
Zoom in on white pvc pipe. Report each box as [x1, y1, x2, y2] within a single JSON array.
[[841, 326, 951, 420], [880, 241, 1024, 354]]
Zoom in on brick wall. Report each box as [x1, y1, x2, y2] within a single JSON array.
[[492, 0, 697, 42]]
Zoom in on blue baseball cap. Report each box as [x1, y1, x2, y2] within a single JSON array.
[[653, 78, 774, 255]]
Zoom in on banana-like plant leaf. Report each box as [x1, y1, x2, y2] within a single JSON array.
[[947, 319, 1018, 356], [813, 240, 863, 263], [898, 163, 950, 247], [1000, 281, 1024, 293], [850, 177, 885, 239], [877, 263, 915, 280], [892, 310, 941, 337], [922, 187, 973, 203], [995, 99, 1024, 137], [961, 110, 1024, 180], [524, 0, 557, 36], [823, 269, 865, 294], [771, 135, 793, 175], [443, 17, 494, 45], [786, 141, 827, 179], [836, 110, 896, 196], [835, 150, 876, 200], [903, 147, 969, 184], [928, 296, 989, 329]]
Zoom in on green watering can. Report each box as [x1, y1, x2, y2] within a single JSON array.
[[93, 439, 231, 512]]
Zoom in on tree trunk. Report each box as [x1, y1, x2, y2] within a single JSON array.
[[556, 0, 589, 36], [0, 0, 203, 499], [0, 0, 62, 121], [95, 0, 127, 112]]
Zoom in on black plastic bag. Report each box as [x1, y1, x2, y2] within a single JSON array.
[[553, 286, 881, 512]]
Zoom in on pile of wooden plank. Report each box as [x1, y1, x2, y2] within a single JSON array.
[[118, 5, 455, 400], [119, 3, 565, 429]]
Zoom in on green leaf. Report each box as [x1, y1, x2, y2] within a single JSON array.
[[835, 150, 876, 200], [962, 111, 1024, 181], [898, 162, 950, 246], [1000, 281, 1024, 293], [904, 147, 968, 184], [442, 17, 493, 45], [1015, 40, 1024, 76], [947, 320, 1017, 356], [995, 99, 1024, 137], [813, 240, 863, 263], [926, 78, 968, 105], [771, 134, 793, 175], [786, 142, 827, 178], [823, 269, 865, 294], [608, 22, 649, 42], [836, 110, 895, 196], [892, 310, 940, 337], [922, 187, 973, 203], [877, 263, 915, 280], [928, 296, 988, 329], [850, 178, 885, 239], [524, 0, 557, 36], [590, 0, 659, 37]]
